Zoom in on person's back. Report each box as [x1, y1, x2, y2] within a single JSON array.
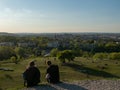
[[23, 61, 40, 87], [46, 61, 60, 83]]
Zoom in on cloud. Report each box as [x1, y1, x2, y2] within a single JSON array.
[[0, 8, 33, 18], [0, 7, 47, 26], [0, 7, 47, 22]]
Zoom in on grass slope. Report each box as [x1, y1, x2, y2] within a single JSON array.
[[0, 57, 120, 90]]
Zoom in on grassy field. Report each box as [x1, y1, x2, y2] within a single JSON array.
[[0, 57, 120, 90]]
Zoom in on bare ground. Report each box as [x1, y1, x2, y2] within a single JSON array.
[[22, 80, 120, 90]]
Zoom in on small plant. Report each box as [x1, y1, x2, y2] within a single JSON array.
[[93, 53, 108, 60], [11, 56, 19, 64], [109, 52, 120, 60]]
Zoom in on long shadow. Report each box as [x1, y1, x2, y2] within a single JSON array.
[[23, 84, 57, 90], [66, 63, 120, 78], [23, 83, 87, 90], [55, 82, 87, 90]]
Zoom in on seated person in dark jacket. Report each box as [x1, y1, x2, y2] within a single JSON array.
[[46, 61, 60, 83], [23, 61, 40, 87]]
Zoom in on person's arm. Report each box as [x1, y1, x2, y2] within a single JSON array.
[[23, 70, 27, 80], [36, 68, 41, 83], [46, 68, 49, 74], [47, 66, 51, 73]]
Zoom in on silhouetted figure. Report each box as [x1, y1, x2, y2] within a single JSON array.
[[23, 61, 40, 87], [46, 61, 60, 84]]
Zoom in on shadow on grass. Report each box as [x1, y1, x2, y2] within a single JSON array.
[[66, 63, 120, 78], [23, 82, 87, 90], [23, 84, 57, 90], [55, 82, 87, 90]]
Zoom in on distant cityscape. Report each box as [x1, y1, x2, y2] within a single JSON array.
[[0, 32, 120, 49]]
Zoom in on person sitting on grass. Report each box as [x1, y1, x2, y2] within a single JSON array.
[[23, 61, 40, 87], [46, 61, 60, 84]]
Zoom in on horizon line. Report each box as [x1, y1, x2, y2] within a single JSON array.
[[0, 32, 120, 34]]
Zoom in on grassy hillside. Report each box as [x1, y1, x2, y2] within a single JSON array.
[[0, 57, 120, 90]]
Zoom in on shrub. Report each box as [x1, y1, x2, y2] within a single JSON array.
[[11, 56, 19, 64], [93, 53, 108, 60], [109, 52, 120, 60]]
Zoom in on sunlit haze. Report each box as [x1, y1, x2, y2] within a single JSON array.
[[0, 0, 120, 33]]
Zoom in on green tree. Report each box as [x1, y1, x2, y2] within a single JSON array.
[[0, 46, 16, 60], [93, 53, 108, 60], [105, 42, 117, 52], [50, 48, 59, 57], [72, 49, 83, 57], [57, 50, 75, 63], [33, 48, 41, 56], [15, 47, 26, 58], [41, 50, 46, 56], [109, 52, 120, 60]]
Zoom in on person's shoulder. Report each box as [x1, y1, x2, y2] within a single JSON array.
[[25, 68, 31, 71], [32, 66, 38, 69], [33, 67, 40, 71], [51, 65, 58, 67], [27, 66, 36, 70], [50, 65, 59, 69], [51, 64, 57, 66]]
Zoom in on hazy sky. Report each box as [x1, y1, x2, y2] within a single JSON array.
[[0, 0, 120, 33]]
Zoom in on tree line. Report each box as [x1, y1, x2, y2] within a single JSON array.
[[0, 35, 120, 63]]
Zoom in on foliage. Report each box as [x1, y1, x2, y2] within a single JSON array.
[[105, 42, 120, 52], [50, 48, 59, 57], [33, 48, 41, 56], [41, 50, 46, 56], [0, 34, 120, 61], [57, 50, 75, 63], [93, 53, 108, 60], [11, 56, 19, 64], [0, 46, 16, 61], [93, 52, 120, 60], [109, 52, 120, 60], [82, 51, 91, 58], [57, 52, 65, 63], [72, 49, 83, 57], [15, 47, 26, 58]]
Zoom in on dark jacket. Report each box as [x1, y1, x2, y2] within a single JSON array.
[[47, 65, 60, 83], [24, 66, 40, 87]]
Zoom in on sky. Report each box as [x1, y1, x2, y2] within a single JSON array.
[[0, 0, 120, 33]]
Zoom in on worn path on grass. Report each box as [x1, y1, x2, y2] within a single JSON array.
[[22, 80, 120, 90]]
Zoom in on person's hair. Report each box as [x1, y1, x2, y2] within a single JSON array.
[[29, 61, 35, 67], [47, 61, 51, 66], [26, 60, 36, 69]]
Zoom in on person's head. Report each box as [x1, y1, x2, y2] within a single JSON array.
[[29, 61, 35, 67], [47, 61, 51, 66]]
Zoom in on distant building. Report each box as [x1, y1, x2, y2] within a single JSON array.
[[17, 42, 36, 47], [47, 41, 59, 48], [0, 42, 15, 46], [59, 42, 70, 47]]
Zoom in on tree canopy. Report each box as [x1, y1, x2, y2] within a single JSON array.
[[57, 50, 75, 63]]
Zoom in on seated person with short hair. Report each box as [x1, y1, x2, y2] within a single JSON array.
[[46, 61, 60, 84], [23, 61, 40, 87]]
